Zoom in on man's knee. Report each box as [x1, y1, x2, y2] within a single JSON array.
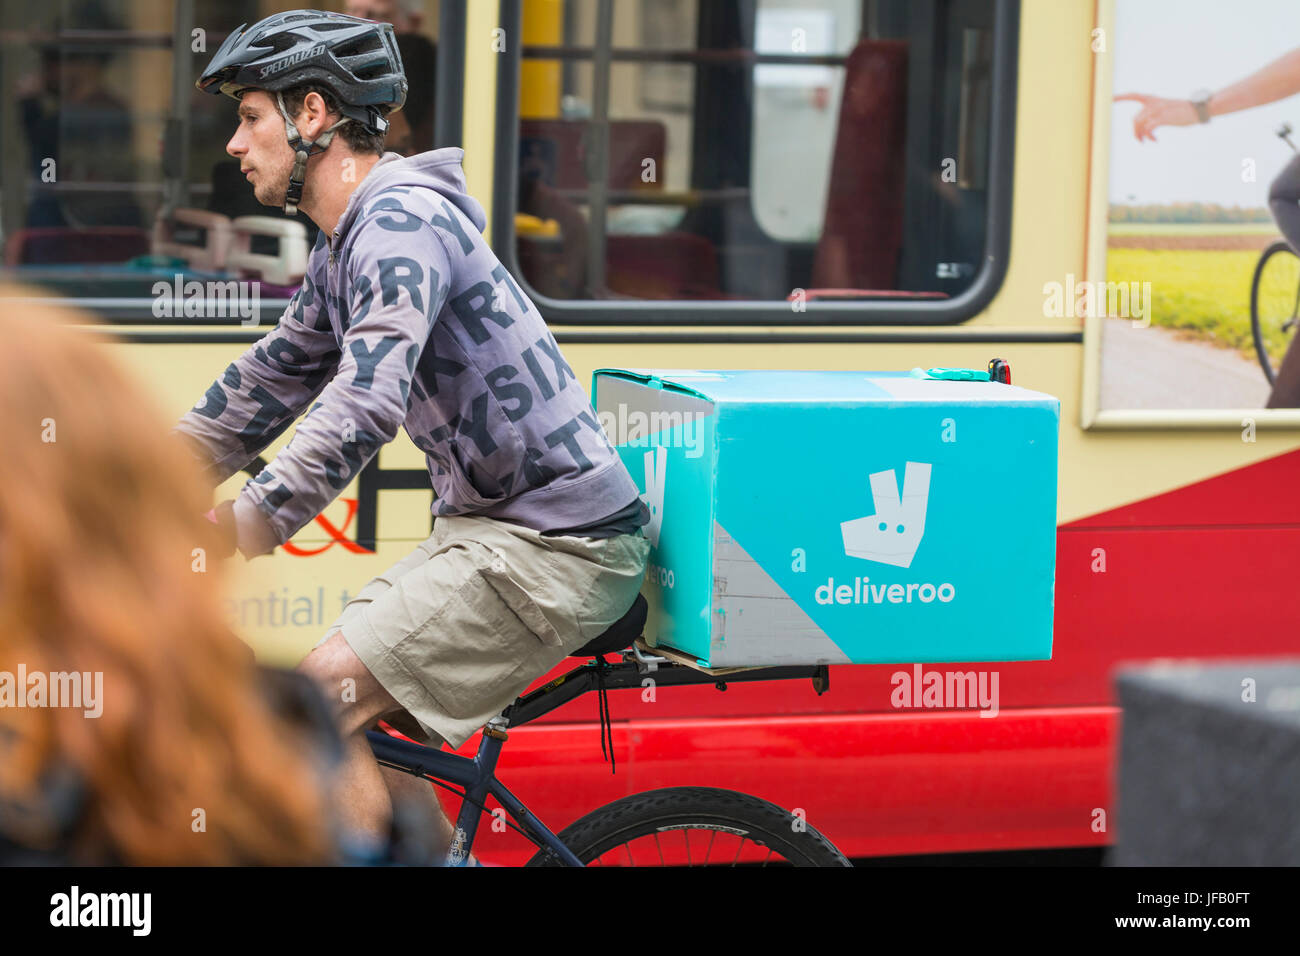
[[1269, 190, 1296, 217], [1270, 163, 1300, 205], [298, 631, 399, 737]]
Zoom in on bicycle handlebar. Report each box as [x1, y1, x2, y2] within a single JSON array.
[[1277, 123, 1297, 152]]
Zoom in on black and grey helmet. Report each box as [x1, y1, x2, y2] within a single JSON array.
[[198, 10, 408, 214]]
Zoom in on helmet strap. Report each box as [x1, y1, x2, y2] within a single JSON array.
[[274, 91, 351, 216]]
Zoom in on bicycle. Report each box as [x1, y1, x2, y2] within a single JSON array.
[[1250, 122, 1300, 384], [366, 594, 852, 867]]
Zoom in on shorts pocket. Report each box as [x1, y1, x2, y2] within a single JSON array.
[[393, 541, 561, 722], [472, 543, 564, 648]]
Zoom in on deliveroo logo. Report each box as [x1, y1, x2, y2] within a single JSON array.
[[840, 462, 932, 568], [641, 445, 667, 548]]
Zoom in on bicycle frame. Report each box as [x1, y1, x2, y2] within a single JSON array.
[[369, 723, 583, 866], [367, 655, 829, 867]]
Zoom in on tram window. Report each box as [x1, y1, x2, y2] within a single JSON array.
[[0, 1, 442, 307], [507, 0, 1013, 317], [751, 1, 860, 244]]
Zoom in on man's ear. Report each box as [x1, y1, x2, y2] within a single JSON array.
[[297, 91, 337, 141]]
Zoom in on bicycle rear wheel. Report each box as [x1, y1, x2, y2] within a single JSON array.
[[1250, 239, 1300, 384], [524, 786, 851, 867]]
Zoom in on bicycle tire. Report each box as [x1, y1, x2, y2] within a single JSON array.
[[524, 786, 852, 867], [1250, 239, 1299, 385]]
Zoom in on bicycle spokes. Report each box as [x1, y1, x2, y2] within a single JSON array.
[[585, 827, 791, 867], [1253, 243, 1300, 382]]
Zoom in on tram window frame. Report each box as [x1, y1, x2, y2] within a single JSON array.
[[0, 0, 464, 327], [492, 0, 1020, 326]]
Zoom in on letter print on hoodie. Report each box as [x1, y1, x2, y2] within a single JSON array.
[[174, 148, 641, 546]]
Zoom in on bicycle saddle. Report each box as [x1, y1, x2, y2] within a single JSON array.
[[568, 594, 647, 658]]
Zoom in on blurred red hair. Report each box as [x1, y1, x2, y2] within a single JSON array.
[[0, 287, 333, 864]]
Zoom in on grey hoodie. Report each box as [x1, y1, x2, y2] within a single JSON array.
[[174, 148, 643, 549]]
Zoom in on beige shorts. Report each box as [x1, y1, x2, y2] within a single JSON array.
[[318, 514, 650, 751]]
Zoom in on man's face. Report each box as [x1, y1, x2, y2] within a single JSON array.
[[225, 90, 295, 208]]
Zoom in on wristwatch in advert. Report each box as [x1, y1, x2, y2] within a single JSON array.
[[1191, 89, 1213, 123]]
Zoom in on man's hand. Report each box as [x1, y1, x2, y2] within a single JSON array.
[[1114, 93, 1200, 142], [205, 500, 239, 559], [206, 499, 280, 560]]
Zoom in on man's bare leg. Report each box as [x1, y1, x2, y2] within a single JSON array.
[[298, 631, 478, 863], [379, 766, 461, 860]]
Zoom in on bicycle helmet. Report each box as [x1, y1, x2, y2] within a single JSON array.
[[197, 10, 408, 215]]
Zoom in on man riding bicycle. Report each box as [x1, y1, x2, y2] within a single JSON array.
[[171, 10, 650, 863]]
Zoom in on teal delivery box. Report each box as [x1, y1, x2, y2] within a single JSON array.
[[592, 369, 1060, 667]]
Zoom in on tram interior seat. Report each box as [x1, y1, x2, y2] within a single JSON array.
[[605, 232, 722, 300], [516, 118, 725, 299], [807, 38, 916, 301], [4, 226, 150, 266], [152, 208, 234, 272], [519, 118, 666, 191]]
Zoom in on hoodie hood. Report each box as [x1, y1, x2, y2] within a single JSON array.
[[334, 147, 487, 242]]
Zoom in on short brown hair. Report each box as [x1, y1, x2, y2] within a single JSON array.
[[280, 83, 388, 156]]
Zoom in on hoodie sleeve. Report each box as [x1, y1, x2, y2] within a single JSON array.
[[172, 271, 340, 488], [228, 215, 453, 554]]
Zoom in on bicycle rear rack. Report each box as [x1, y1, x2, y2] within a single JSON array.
[[366, 650, 831, 864], [501, 652, 829, 729]]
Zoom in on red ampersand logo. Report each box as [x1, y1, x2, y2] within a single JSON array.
[[281, 498, 375, 556]]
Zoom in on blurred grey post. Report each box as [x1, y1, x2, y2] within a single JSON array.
[[585, 0, 613, 294], [434, 0, 465, 149], [1113, 659, 1300, 865], [163, 0, 195, 217]]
